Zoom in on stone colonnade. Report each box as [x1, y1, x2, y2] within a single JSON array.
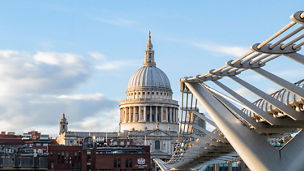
[[120, 106, 178, 123]]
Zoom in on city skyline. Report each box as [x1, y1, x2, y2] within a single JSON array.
[[0, 1, 303, 137]]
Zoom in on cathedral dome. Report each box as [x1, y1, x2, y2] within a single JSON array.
[[127, 31, 171, 92], [127, 66, 171, 91], [120, 32, 179, 133]]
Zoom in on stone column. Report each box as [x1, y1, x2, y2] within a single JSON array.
[[139, 106, 142, 122], [171, 108, 174, 123], [125, 107, 129, 123], [161, 106, 164, 122], [122, 108, 124, 123], [176, 109, 179, 122], [165, 107, 168, 122], [132, 106, 135, 122], [175, 108, 178, 123], [173, 108, 176, 123], [150, 106, 152, 122], [172, 108, 175, 122], [136, 106, 139, 122], [130, 106, 132, 122], [129, 107, 132, 122], [173, 108, 175, 122], [144, 106, 147, 122], [169, 107, 172, 123], [156, 106, 158, 122]]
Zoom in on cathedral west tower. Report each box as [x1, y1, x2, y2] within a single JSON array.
[[119, 32, 179, 132]]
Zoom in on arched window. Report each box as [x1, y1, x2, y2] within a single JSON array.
[[155, 140, 160, 150]]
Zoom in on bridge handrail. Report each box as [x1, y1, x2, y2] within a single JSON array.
[[182, 11, 304, 84]]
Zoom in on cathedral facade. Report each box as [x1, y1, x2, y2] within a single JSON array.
[[56, 32, 179, 163]]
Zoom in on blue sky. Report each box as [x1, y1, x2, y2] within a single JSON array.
[[0, 1, 303, 136]]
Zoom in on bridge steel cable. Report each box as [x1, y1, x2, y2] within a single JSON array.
[[154, 11, 304, 171]]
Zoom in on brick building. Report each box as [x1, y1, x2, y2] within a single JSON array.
[[48, 138, 150, 171], [95, 146, 150, 171], [0, 131, 56, 170], [47, 145, 84, 170]]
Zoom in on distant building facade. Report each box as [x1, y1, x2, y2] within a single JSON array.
[[0, 131, 56, 170], [48, 138, 150, 171]]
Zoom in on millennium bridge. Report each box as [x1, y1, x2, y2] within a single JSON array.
[[154, 11, 304, 171]]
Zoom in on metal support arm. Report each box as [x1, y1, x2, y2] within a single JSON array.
[[186, 82, 282, 171]]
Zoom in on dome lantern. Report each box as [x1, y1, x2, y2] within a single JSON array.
[[127, 31, 171, 92], [143, 31, 156, 67]]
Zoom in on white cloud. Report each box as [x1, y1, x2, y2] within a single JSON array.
[[76, 109, 120, 132], [0, 49, 119, 135], [89, 52, 106, 60], [0, 50, 21, 58], [0, 50, 90, 96], [57, 93, 104, 101], [192, 42, 248, 57], [89, 52, 136, 71]]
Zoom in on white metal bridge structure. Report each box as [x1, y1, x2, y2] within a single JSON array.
[[154, 11, 304, 171]]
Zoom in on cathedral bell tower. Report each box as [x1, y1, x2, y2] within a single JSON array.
[[59, 113, 68, 134]]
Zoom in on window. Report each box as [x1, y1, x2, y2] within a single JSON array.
[[114, 158, 117, 167], [155, 140, 160, 150], [117, 158, 121, 167], [87, 155, 91, 162], [43, 143, 48, 147], [36, 143, 41, 147], [129, 158, 133, 167], [125, 158, 133, 168], [51, 161, 54, 169]]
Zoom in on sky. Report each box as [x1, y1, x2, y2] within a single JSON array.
[[0, 1, 303, 137]]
